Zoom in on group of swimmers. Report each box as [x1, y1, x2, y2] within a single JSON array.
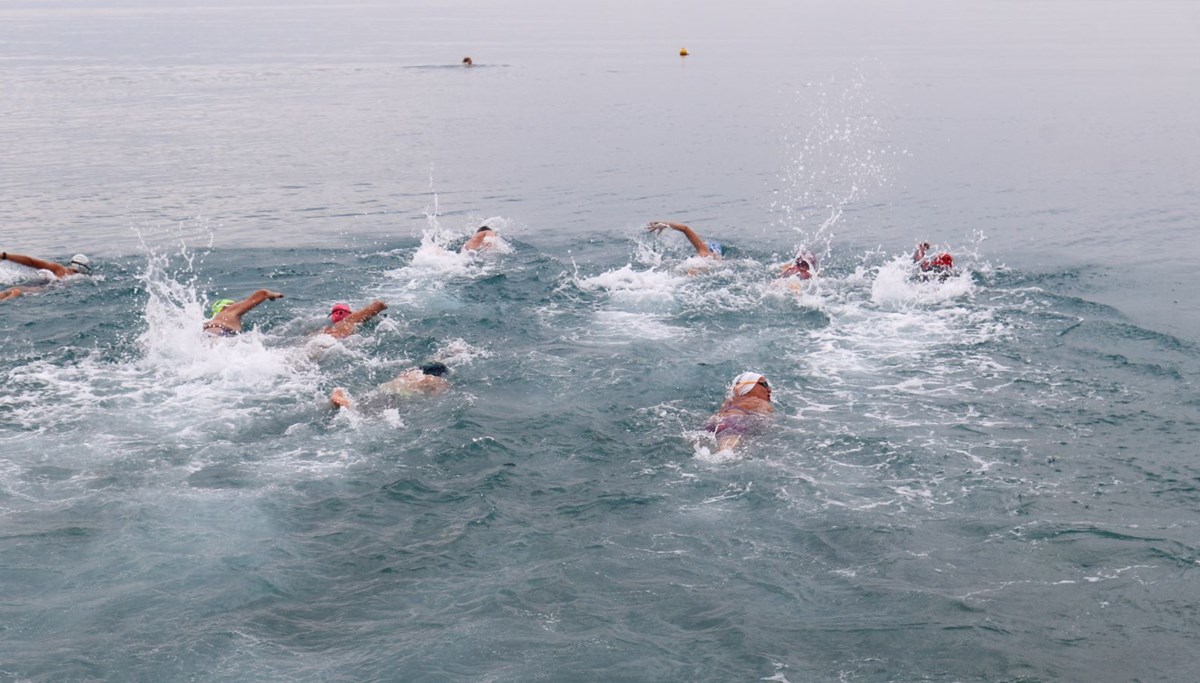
[[191, 291, 450, 412], [645, 219, 954, 282], [195, 227, 503, 410], [645, 221, 955, 450], [3, 221, 955, 451]]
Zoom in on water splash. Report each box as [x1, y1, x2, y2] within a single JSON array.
[[870, 255, 976, 307], [773, 67, 904, 266], [381, 199, 511, 297]]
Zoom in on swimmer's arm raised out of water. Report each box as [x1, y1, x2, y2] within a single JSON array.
[[647, 221, 714, 258], [208, 289, 284, 333], [323, 300, 387, 339], [1, 252, 70, 278], [223, 289, 283, 318]]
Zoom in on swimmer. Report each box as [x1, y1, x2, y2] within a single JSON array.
[[646, 221, 723, 259], [779, 250, 817, 279], [705, 372, 774, 451], [461, 225, 498, 253], [462, 56, 473, 67], [321, 300, 387, 339], [912, 241, 955, 282], [330, 362, 450, 411], [203, 289, 284, 337], [0, 251, 91, 300]]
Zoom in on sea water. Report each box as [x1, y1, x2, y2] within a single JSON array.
[[2, 1, 1199, 681]]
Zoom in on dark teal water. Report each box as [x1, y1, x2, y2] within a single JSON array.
[[3, 2, 1200, 681]]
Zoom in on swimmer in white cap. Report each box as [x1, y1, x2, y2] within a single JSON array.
[[0, 251, 91, 301], [704, 372, 774, 451]]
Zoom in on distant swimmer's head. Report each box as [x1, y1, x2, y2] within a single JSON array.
[[462, 56, 473, 66], [210, 299, 236, 316], [705, 241, 724, 257], [329, 302, 352, 323], [477, 225, 493, 233], [419, 361, 449, 377], [730, 371, 770, 398], [68, 254, 91, 273]]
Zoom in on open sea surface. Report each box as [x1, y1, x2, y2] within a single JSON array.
[[2, 1, 1199, 681]]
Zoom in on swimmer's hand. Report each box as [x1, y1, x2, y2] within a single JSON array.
[[647, 222, 670, 234], [264, 290, 284, 300], [330, 388, 352, 409]]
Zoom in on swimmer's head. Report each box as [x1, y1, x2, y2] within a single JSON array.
[[329, 302, 352, 323], [705, 241, 723, 257], [795, 251, 816, 271], [462, 56, 473, 66], [730, 371, 769, 398], [419, 361, 449, 377], [210, 299, 235, 316], [476, 225, 493, 233], [68, 254, 90, 273]]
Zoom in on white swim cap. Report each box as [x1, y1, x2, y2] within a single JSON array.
[[69, 254, 90, 272], [730, 372, 766, 396]]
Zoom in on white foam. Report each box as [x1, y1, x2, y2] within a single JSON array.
[[585, 310, 683, 343], [432, 338, 488, 366], [136, 255, 310, 393], [0, 260, 50, 285], [574, 264, 685, 309], [870, 256, 975, 307], [762, 274, 827, 310], [693, 447, 740, 465], [378, 214, 513, 307], [1, 249, 327, 465], [388, 230, 475, 280]]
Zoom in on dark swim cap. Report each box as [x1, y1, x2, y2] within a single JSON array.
[[419, 362, 449, 377], [477, 225, 492, 233]]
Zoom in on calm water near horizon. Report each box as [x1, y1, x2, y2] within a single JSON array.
[[2, 1, 1199, 681]]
